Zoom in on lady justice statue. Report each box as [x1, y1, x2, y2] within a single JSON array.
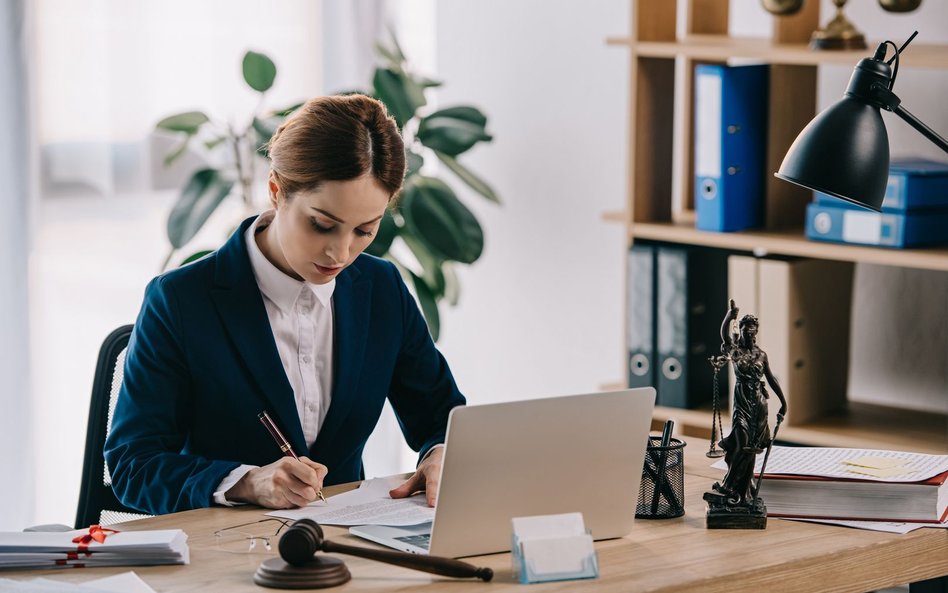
[[703, 299, 787, 529]]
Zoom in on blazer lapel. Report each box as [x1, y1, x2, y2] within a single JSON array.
[[313, 266, 372, 453], [210, 217, 307, 456]]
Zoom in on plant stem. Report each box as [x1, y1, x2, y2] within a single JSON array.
[[229, 124, 254, 208]]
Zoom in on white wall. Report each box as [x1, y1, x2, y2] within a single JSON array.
[[431, 1, 629, 406]]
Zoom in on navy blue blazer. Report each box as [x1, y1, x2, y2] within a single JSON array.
[[104, 216, 465, 515]]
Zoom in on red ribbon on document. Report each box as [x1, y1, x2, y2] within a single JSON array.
[[71, 524, 119, 552]]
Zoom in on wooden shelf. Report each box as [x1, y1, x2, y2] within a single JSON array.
[[653, 402, 948, 455], [627, 221, 948, 272], [607, 35, 948, 69]]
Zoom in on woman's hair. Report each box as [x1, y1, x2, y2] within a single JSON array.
[[267, 94, 406, 199], [739, 314, 759, 332]]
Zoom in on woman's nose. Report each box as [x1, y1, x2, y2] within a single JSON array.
[[326, 235, 350, 264]]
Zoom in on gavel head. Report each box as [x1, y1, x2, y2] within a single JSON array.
[[278, 518, 325, 566]]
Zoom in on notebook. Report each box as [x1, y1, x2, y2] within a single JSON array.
[[350, 388, 656, 558]]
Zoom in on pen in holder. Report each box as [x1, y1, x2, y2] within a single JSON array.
[[636, 432, 686, 519]]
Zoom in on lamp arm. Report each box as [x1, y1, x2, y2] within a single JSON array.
[[892, 104, 948, 154], [869, 83, 948, 154]]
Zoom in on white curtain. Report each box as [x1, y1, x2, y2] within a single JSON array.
[[0, 0, 34, 531]]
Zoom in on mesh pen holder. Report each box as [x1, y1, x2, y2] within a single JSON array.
[[635, 436, 686, 519]]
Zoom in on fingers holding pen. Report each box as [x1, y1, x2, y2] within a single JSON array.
[[228, 456, 329, 509]]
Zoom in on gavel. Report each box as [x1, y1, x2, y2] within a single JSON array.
[[254, 518, 493, 589]]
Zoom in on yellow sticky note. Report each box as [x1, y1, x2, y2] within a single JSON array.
[[841, 456, 911, 470], [844, 466, 918, 478]]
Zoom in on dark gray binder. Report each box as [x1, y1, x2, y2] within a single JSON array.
[[627, 245, 655, 389], [655, 246, 727, 409]]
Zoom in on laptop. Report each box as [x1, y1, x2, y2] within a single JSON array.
[[350, 388, 656, 558]]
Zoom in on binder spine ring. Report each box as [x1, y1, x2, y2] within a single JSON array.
[[630, 354, 650, 377], [662, 357, 682, 381]]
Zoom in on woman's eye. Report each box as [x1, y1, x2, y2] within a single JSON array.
[[355, 228, 374, 238], [310, 219, 333, 233]]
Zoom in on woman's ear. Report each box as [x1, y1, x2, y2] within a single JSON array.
[[268, 173, 281, 209]]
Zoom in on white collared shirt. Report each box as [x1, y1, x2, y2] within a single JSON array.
[[213, 211, 335, 504]]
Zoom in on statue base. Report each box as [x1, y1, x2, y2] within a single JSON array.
[[703, 490, 767, 529]]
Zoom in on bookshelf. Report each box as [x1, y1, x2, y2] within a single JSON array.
[[614, 0, 948, 454]]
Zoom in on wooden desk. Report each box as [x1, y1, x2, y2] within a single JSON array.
[[9, 437, 948, 592]]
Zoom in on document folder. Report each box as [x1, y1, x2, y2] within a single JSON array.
[[627, 245, 656, 389], [694, 63, 769, 232], [655, 247, 727, 409]]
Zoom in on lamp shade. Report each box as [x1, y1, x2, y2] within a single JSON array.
[[776, 96, 889, 212]]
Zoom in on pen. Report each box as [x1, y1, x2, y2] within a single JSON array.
[[258, 411, 327, 504], [650, 419, 675, 515]]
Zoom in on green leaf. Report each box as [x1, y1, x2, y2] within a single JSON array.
[[204, 136, 228, 151], [406, 149, 424, 177], [417, 109, 492, 156], [364, 210, 399, 257], [167, 169, 235, 248], [402, 233, 445, 298], [242, 51, 277, 93], [426, 106, 487, 127], [163, 139, 190, 167], [417, 76, 443, 88], [434, 151, 501, 204], [253, 115, 282, 141], [272, 101, 304, 117], [156, 111, 209, 134], [373, 67, 426, 128], [386, 256, 441, 341], [408, 270, 441, 341], [253, 115, 283, 157], [386, 29, 408, 63], [374, 42, 404, 68], [442, 262, 460, 306], [400, 176, 484, 264], [180, 250, 214, 266]]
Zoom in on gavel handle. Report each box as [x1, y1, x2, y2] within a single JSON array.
[[319, 540, 493, 581]]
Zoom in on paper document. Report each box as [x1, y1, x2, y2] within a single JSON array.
[[711, 447, 948, 482], [785, 517, 948, 534], [0, 571, 156, 593], [268, 476, 435, 526]]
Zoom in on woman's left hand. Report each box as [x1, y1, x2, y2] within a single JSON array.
[[389, 446, 443, 507]]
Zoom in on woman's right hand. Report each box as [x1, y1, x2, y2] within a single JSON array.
[[226, 456, 328, 509], [728, 299, 739, 317]]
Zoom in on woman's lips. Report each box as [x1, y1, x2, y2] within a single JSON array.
[[314, 263, 343, 276]]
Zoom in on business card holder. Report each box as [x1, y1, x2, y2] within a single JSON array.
[[510, 513, 599, 584]]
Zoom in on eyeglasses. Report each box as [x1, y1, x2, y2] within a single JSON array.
[[212, 518, 290, 554]]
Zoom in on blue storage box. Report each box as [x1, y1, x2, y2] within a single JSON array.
[[805, 201, 948, 248]]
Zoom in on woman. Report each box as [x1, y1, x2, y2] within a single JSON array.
[[712, 300, 787, 505], [105, 95, 464, 515]]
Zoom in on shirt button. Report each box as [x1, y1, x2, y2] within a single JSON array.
[[302, 356, 311, 364]]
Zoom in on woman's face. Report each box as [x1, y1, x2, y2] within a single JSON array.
[[267, 174, 390, 285]]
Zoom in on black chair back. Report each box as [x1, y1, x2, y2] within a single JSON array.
[[74, 325, 152, 528]]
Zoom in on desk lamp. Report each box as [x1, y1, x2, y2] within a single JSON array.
[[775, 32, 948, 211]]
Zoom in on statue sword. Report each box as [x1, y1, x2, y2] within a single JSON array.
[[750, 414, 783, 508]]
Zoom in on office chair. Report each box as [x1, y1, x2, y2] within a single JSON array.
[[74, 324, 152, 529]]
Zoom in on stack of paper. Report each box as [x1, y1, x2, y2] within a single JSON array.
[[0, 529, 188, 570], [0, 571, 157, 592]]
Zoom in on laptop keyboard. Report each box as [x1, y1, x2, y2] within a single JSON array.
[[394, 533, 431, 550]]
